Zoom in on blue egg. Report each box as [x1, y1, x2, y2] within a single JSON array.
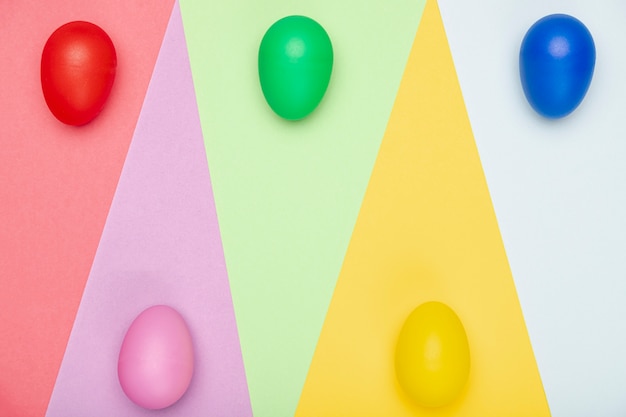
[[519, 14, 595, 119]]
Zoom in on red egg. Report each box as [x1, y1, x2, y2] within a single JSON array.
[[41, 21, 117, 126]]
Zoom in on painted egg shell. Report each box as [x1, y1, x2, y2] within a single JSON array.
[[258, 15, 333, 120], [519, 14, 595, 119], [41, 21, 117, 126], [118, 305, 194, 410], [395, 301, 470, 408]]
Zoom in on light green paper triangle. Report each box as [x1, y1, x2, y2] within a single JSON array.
[[178, 1, 426, 416]]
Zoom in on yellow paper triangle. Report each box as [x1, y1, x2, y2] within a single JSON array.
[[294, 1, 551, 415]]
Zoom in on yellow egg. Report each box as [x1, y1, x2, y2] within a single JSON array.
[[395, 301, 470, 408]]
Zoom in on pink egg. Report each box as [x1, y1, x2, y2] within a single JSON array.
[[118, 305, 194, 410]]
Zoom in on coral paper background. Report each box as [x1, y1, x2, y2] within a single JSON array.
[[0, 1, 174, 415]]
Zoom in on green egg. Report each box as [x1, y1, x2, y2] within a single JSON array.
[[258, 15, 333, 120]]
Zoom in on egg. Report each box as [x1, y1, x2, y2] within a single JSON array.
[[395, 301, 470, 408], [519, 14, 595, 119], [41, 21, 117, 126], [258, 15, 333, 120], [118, 305, 194, 410]]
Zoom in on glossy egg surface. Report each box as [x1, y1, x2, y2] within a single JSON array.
[[41, 21, 117, 125], [118, 305, 194, 410], [258, 15, 333, 120], [395, 301, 470, 408], [519, 14, 595, 119]]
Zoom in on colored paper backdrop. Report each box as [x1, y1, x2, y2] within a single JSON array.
[[295, 2, 549, 415], [44, 3, 251, 415], [179, 1, 426, 416], [2, 0, 626, 415], [0, 1, 174, 415], [439, 1, 626, 415]]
